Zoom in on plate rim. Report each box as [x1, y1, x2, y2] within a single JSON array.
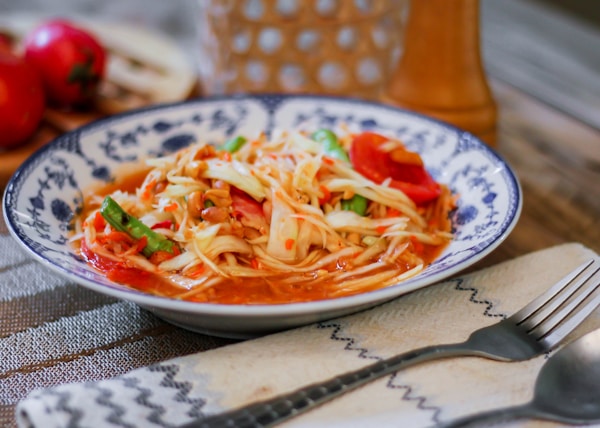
[[2, 93, 523, 319]]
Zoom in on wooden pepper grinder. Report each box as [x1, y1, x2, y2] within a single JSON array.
[[383, 0, 497, 146]]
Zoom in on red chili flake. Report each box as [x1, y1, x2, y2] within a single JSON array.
[[164, 203, 178, 212], [151, 220, 173, 230], [285, 238, 295, 250]]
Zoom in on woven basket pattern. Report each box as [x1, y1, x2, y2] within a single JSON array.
[[197, 0, 408, 99]]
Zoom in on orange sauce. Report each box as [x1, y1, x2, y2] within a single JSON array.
[[81, 165, 151, 215], [77, 167, 451, 304], [80, 238, 445, 304]]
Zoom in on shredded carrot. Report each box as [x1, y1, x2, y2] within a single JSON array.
[[285, 238, 295, 250], [164, 203, 179, 212], [318, 185, 331, 205], [250, 258, 261, 270], [220, 152, 232, 162], [188, 264, 206, 278], [141, 178, 157, 201], [376, 226, 387, 234], [322, 157, 335, 166]]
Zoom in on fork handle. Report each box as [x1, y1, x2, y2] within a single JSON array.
[[181, 341, 471, 428]]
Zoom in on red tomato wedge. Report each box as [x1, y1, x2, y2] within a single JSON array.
[[349, 132, 441, 205]]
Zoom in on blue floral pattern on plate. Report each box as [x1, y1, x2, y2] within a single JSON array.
[[2, 94, 521, 338]]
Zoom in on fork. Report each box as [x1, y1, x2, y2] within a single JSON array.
[[182, 258, 600, 428]]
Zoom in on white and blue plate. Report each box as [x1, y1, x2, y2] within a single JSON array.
[[2, 95, 522, 338]]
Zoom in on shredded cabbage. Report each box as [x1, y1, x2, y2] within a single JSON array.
[[76, 128, 455, 304]]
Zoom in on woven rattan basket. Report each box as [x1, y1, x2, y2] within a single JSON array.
[[196, 0, 408, 99]]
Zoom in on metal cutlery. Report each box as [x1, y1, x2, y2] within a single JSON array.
[[182, 258, 600, 428], [434, 326, 600, 427]]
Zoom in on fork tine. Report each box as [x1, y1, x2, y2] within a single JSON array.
[[518, 259, 600, 330], [510, 259, 596, 323], [541, 279, 600, 348], [531, 263, 600, 346]]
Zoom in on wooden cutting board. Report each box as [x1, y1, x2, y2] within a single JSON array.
[[0, 14, 198, 188]]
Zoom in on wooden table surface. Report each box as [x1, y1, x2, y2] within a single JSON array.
[[1, 1, 599, 426], [466, 79, 600, 269]]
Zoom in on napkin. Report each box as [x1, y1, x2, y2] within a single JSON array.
[[15, 243, 600, 428]]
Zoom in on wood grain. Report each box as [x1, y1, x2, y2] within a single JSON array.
[[481, 0, 600, 130], [469, 79, 600, 271], [0, 110, 102, 189]]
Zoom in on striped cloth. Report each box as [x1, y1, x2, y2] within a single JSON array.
[[4, 233, 600, 427], [0, 234, 234, 428]]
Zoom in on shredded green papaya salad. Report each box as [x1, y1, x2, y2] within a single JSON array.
[[73, 128, 456, 304]]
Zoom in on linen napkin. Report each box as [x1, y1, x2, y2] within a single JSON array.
[[15, 243, 600, 428]]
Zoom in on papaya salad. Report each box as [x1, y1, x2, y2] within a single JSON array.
[[73, 129, 456, 304]]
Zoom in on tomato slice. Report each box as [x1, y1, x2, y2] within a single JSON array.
[[349, 132, 441, 205]]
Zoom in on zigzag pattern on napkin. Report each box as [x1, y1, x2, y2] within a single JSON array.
[[95, 384, 130, 426], [41, 277, 514, 428], [145, 364, 207, 418], [454, 277, 508, 320], [317, 321, 380, 362], [49, 389, 84, 426], [314, 277, 511, 425], [15, 244, 599, 428], [124, 376, 174, 426], [317, 319, 442, 423], [387, 371, 441, 422], [45, 364, 208, 428]]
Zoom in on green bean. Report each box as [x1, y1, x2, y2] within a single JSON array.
[[311, 129, 350, 162], [100, 196, 175, 257], [222, 136, 247, 153], [341, 195, 368, 215], [312, 129, 368, 215]]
